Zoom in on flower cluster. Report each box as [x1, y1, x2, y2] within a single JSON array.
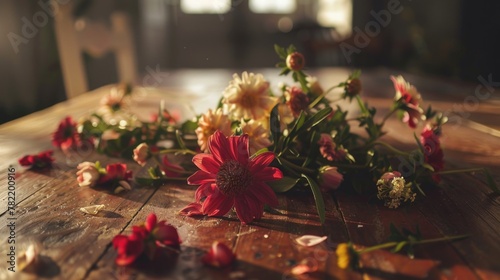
[[376, 171, 416, 209], [52, 45, 497, 225], [112, 213, 181, 266], [76, 161, 133, 191]]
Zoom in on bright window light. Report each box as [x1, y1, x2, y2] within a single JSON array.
[[249, 0, 296, 14], [317, 0, 352, 37], [181, 0, 231, 14]]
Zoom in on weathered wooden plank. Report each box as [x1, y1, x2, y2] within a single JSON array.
[[0, 154, 154, 280]]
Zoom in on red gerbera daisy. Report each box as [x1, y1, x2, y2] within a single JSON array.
[[184, 130, 283, 224], [52, 116, 82, 151]]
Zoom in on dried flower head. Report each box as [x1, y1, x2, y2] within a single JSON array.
[[376, 172, 416, 208], [345, 78, 362, 97]]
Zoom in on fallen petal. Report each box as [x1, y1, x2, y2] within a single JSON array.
[[80, 204, 105, 215], [291, 259, 318, 275], [179, 202, 204, 217], [295, 235, 327, 247], [18, 243, 39, 271]]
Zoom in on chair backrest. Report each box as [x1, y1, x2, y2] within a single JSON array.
[[53, 1, 137, 99]]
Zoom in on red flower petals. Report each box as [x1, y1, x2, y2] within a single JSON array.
[[183, 130, 283, 224], [202, 241, 236, 268], [112, 213, 181, 266], [18, 150, 54, 169]]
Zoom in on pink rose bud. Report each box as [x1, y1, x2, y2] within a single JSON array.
[[133, 143, 150, 166], [286, 52, 305, 71], [380, 171, 402, 182], [319, 166, 343, 191], [76, 162, 100, 187], [202, 241, 236, 268]]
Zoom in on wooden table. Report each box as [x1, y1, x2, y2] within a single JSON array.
[[0, 68, 499, 280]]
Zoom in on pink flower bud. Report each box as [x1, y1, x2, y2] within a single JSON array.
[[202, 241, 236, 268], [319, 166, 343, 191], [286, 52, 305, 71], [76, 162, 100, 187], [133, 143, 149, 166], [380, 171, 402, 182]]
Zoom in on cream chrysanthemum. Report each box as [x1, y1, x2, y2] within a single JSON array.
[[195, 108, 232, 152], [222, 72, 277, 120], [240, 119, 272, 155]]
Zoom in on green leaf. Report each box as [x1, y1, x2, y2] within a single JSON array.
[[270, 104, 282, 151], [301, 107, 333, 129], [279, 68, 291, 76], [389, 223, 404, 241], [484, 169, 500, 194], [301, 174, 326, 224], [175, 130, 187, 150], [392, 241, 407, 253], [268, 176, 299, 193], [274, 44, 287, 59], [421, 162, 435, 172], [286, 44, 297, 54]]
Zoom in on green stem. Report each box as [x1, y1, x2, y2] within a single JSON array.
[[380, 106, 399, 127], [157, 149, 198, 156], [359, 234, 469, 254], [278, 157, 316, 176]]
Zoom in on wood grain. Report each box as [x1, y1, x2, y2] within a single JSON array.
[[0, 68, 499, 280]]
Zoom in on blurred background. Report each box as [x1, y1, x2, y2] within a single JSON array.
[[1, 0, 499, 124]]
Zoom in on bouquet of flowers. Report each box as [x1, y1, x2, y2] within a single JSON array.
[[51, 45, 497, 225]]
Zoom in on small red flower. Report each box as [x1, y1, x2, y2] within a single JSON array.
[[202, 241, 236, 268], [286, 87, 309, 117], [391, 76, 424, 128], [18, 150, 54, 169], [317, 133, 346, 162], [420, 126, 444, 182], [98, 163, 133, 184], [52, 116, 82, 151], [185, 130, 283, 224], [113, 227, 147, 266], [112, 213, 181, 266]]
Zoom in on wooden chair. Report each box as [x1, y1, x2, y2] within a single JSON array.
[[53, 1, 137, 99]]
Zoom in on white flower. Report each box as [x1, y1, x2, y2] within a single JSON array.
[[376, 173, 416, 209], [240, 119, 272, 155], [195, 108, 232, 153], [222, 72, 277, 120]]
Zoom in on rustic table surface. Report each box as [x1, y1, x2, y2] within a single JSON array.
[[0, 68, 499, 280]]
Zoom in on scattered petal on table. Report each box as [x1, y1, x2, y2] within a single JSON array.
[[295, 235, 327, 247], [18, 243, 39, 271], [80, 204, 105, 215]]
